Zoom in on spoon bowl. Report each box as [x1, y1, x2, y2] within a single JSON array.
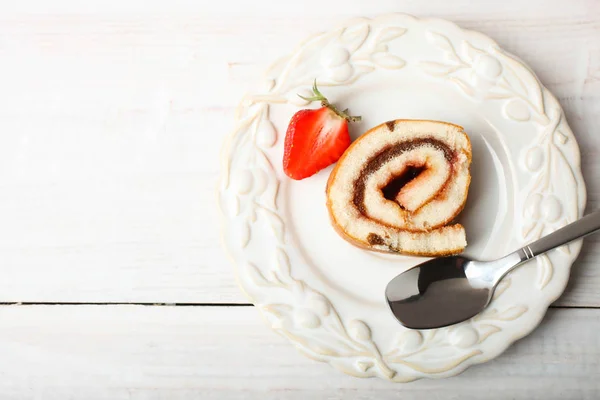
[[385, 256, 495, 329]]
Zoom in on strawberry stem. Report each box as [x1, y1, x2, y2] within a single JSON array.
[[297, 80, 361, 123]]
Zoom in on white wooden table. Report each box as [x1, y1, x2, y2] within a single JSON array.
[[0, 1, 599, 398]]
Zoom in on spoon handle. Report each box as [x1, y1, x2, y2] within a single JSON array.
[[518, 210, 600, 261]]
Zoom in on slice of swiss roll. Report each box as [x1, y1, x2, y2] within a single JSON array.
[[326, 119, 472, 256]]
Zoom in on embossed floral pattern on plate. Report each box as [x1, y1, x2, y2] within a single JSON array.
[[218, 14, 586, 381]]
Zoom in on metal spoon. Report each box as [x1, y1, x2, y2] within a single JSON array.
[[385, 210, 600, 329]]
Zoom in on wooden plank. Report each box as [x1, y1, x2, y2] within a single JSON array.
[[0, 0, 597, 304], [0, 305, 597, 399]]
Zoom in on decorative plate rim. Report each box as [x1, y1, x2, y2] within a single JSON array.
[[218, 13, 587, 382]]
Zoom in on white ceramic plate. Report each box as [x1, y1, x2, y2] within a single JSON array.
[[218, 14, 586, 381]]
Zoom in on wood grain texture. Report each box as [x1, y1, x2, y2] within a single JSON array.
[[0, 305, 596, 399], [0, 0, 597, 305]]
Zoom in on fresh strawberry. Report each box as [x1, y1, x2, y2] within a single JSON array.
[[283, 81, 361, 180]]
